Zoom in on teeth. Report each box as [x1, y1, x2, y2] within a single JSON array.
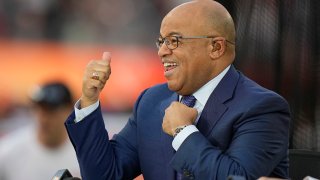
[[164, 62, 178, 67]]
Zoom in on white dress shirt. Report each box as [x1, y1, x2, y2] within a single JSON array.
[[74, 66, 231, 151], [172, 65, 230, 150]]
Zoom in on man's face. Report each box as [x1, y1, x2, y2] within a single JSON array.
[[158, 9, 214, 95], [33, 105, 70, 148]]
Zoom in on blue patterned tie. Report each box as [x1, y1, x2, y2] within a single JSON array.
[[177, 95, 196, 180], [181, 95, 196, 107]]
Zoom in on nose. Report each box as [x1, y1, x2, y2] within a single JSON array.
[[36, 109, 51, 125], [157, 43, 172, 58]]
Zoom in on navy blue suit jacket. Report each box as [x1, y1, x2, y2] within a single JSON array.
[[65, 66, 290, 180]]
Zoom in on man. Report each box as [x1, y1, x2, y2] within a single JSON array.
[[0, 82, 80, 180], [65, 0, 290, 179]]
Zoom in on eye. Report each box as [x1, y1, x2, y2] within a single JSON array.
[[169, 36, 178, 44], [157, 38, 164, 46], [164, 37, 171, 45]]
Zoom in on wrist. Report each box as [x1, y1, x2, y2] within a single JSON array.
[[173, 125, 188, 138], [80, 96, 98, 109]]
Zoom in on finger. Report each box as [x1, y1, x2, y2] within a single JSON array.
[[89, 62, 110, 71], [89, 69, 111, 82], [88, 60, 111, 81], [88, 78, 105, 90], [102, 52, 111, 64], [91, 72, 100, 80], [90, 73, 107, 88], [93, 65, 111, 77]]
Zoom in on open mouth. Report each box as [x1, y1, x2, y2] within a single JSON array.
[[163, 62, 178, 72]]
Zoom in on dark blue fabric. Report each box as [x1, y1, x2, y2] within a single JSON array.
[[177, 95, 196, 180], [65, 65, 291, 180], [181, 95, 196, 107]]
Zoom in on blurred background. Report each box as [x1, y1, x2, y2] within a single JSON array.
[[0, 0, 319, 176]]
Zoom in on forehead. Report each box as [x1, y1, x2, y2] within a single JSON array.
[[160, 6, 207, 36]]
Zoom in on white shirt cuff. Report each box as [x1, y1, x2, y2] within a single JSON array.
[[74, 100, 100, 123], [172, 125, 199, 151]]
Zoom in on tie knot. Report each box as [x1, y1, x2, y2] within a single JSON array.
[[181, 95, 196, 107]]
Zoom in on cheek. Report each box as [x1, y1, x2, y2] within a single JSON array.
[[181, 57, 199, 77], [183, 55, 211, 83], [176, 53, 196, 79]]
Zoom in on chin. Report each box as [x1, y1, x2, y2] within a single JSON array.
[[167, 82, 179, 92], [167, 83, 188, 95]]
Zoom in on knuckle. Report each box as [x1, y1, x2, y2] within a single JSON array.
[[88, 60, 96, 66], [170, 102, 177, 107], [91, 79, 100, 86]]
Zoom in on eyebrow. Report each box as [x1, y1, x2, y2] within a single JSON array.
[[160, 31, 182, 37]]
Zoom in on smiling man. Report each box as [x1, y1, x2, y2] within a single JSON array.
[[65, 0, 290, 179]]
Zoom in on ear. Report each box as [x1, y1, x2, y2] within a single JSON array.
[[209, 39, 226, 60]]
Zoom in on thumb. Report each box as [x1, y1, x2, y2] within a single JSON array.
[[102, 52, 111, 64]]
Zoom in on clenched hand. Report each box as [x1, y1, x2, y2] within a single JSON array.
[[162, 102, 198, 136], [80, 52, 111, 108]]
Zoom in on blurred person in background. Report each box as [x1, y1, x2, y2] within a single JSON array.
[[0, 82, 80, 180]]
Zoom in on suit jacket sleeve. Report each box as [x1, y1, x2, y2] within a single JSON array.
[[171, 93, 290, 180], [65, 90, 148, 180]]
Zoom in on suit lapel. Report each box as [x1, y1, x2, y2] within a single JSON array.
[[197, 65, 240, 137], [160, 92, 179, 180], [156, 66, 240, 178]]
